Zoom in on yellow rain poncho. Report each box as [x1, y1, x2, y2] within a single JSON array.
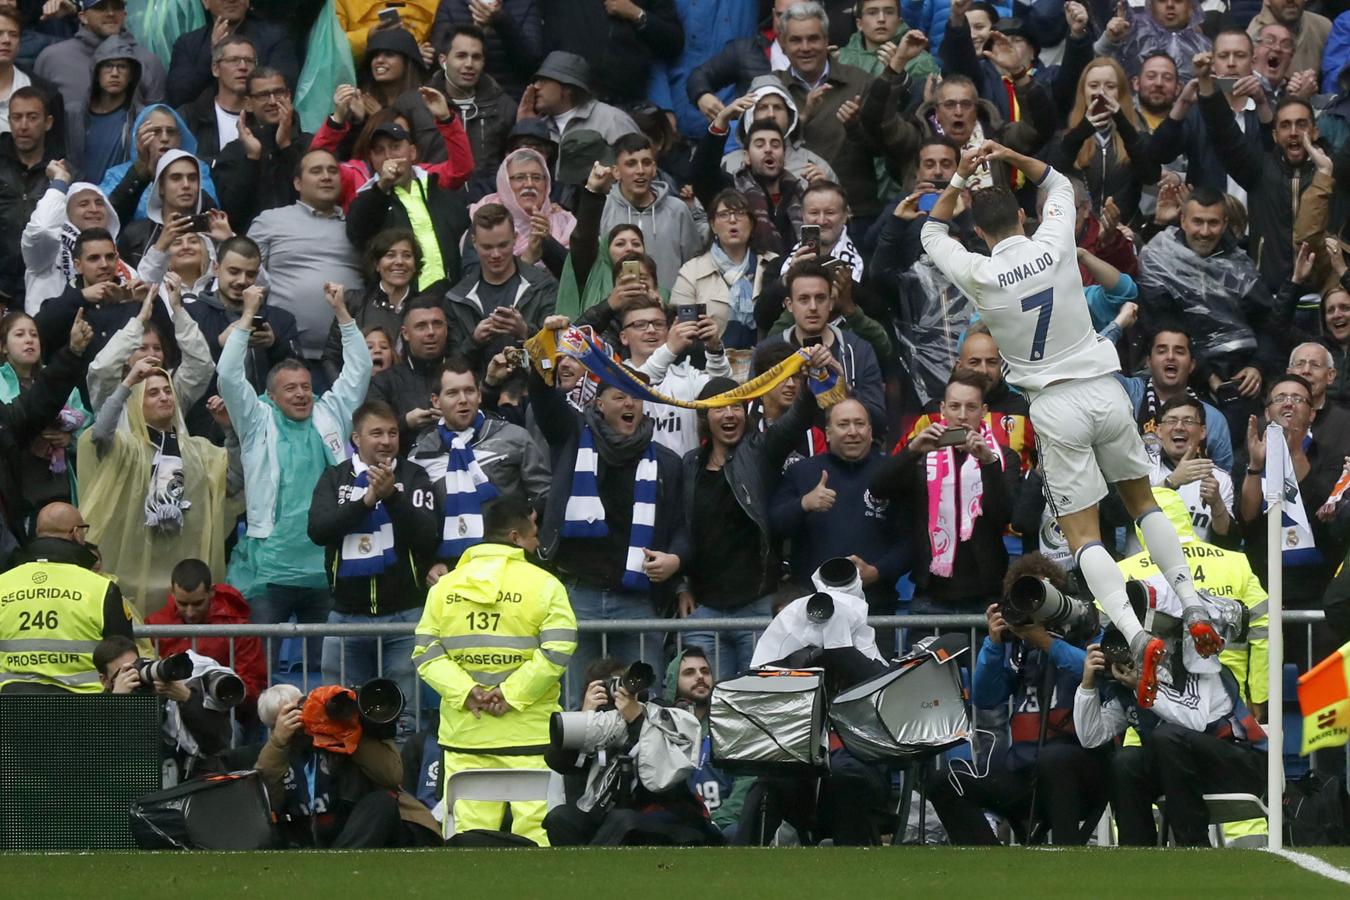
[[77, 371, 231, 619]]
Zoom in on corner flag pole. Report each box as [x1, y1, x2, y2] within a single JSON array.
[[1265, 422, 1285, 851]]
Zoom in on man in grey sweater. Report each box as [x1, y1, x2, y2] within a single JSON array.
[[247, 148, 364, 380]]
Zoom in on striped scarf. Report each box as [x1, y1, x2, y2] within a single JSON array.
[[561, 424, 659, 591], [338, 458, 398, 577], [437, 412, 499, 559]]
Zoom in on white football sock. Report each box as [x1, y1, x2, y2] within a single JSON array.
[[1075, 541, 1144, 646], [1137, 507, 1203, 609]]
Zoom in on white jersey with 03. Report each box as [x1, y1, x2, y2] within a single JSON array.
[[919, 167, 1119, 395]]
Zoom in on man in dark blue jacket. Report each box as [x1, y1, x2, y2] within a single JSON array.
[[769, 396, 908, 652], [164, 0, 298, 108]]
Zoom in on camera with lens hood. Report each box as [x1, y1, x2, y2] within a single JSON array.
[[550, 662, 657, 752], [1000, 575, 1099, 643]]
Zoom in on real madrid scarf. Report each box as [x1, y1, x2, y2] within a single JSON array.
[[561, 422, 659, 592], [438, 412, 499, 559], [1263, 428, 1321, 566], [526, 325, 846, 410], [338, 457, 398, 577]]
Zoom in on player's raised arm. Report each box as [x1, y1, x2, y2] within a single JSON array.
[[976, 141, 1076, 253], [922, 145, 983, 291]]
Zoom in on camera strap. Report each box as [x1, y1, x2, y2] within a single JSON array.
[[1023, 656, 1058, 841]]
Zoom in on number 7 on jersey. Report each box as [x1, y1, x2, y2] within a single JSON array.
[[1020, 287, 1054, 361]]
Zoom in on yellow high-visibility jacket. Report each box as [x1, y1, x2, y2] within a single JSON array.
[[1119, 541, 1270, 705], [413, 542, 577, 753]]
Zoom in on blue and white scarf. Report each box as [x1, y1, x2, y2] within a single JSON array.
[[561, 424, 659, 591], [438, 412, 499, 559], [338, 457, 398, 577]]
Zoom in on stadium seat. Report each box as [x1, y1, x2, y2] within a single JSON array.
[[440, 768, 553, 840], [1156, 793, 1268, 847]]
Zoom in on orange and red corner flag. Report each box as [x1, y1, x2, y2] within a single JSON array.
[[1298, 640, 1350, 755]]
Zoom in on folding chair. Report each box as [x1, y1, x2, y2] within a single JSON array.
[[440, 768, 553, 840]]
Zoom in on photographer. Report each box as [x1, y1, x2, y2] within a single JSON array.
[[543, 659, 718, 847], [1073, 640, 1266, 847], [93, 635, 234, 782], [254, 683, 441, 849], [927, 555, 1109, 846]]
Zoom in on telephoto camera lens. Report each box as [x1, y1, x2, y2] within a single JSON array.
[[805, 591, 835, 623], [356, 678, 405, 725], [201, 670, 246, 708], [136, 651, 194, 684]]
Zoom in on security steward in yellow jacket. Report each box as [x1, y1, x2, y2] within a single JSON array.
[[0, 503, 133, 694], [1118, 487, 1270, 845], [413, 497, 577, 845]]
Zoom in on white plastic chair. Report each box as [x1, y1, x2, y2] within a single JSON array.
[[440, 768, 554, 839], [1203, 793, 1269, 847]]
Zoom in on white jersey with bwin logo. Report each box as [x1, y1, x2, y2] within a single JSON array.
[[919, 167, 1119, 395]]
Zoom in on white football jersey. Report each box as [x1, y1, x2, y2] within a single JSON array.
[[920, 168, 1120, 394]]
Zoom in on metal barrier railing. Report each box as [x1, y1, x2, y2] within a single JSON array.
[[136, 610, 1327, 738]]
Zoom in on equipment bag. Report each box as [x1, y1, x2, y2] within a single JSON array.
[[1285, 771, 1350, 846], [830, 634, 970, 764], [709, 668, 829, 775], [130, 770, 275, 850]]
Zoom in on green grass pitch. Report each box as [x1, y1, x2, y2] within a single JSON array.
[[4, 847, 1350, 899]]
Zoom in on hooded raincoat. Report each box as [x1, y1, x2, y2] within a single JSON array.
[[20, 180, 127, 315], [468, 148, 576, 260], [99, 104, 219, 223], [79, 371, 233, 618]]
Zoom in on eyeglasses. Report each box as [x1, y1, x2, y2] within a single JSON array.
[[1267, 393, 1310, 406], [939, 99, 975, 111], [219, 56, 257, 68], [714, 208, 749, 221], [508, 173, 546, 185], [1258, 35, 1295, 51], [623, 319, 665, 332], [144, 125, 180, 138], [1291, 359, 1328, 370], [250, 87, 290, 101], [1158, 416, 1202, 428], [71, 524, 91, 535]]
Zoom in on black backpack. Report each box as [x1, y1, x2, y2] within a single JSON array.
[[1285, 771, 1350, 846]]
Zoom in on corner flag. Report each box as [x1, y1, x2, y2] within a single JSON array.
[[1298, 640, 1350, 754]]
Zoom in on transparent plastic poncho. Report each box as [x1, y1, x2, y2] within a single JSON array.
[[1137, 230, 1263, 362], [894, 257, 976, 408]]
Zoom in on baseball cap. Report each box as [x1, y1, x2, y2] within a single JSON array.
[[80, 0, 126, 10], [370, 122, 411, 143]]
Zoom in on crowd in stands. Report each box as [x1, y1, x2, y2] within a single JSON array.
[[2, 0, 1350, 850]]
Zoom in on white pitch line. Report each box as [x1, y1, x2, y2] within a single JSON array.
[[1265, 847, 1350, 886]]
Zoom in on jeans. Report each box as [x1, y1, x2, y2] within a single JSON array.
[[683, 595, 772, 682], [249, 583, 333, 689], [321, 607, 423, 740], [564, 579, 664, 707]]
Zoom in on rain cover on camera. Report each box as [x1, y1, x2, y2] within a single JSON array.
[[1137, 229, 1267, 363], [895, 259, 976, 407], [829, 634, 970, 763], [130, 771, 273, 850], [709, 668, 829, 775]]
